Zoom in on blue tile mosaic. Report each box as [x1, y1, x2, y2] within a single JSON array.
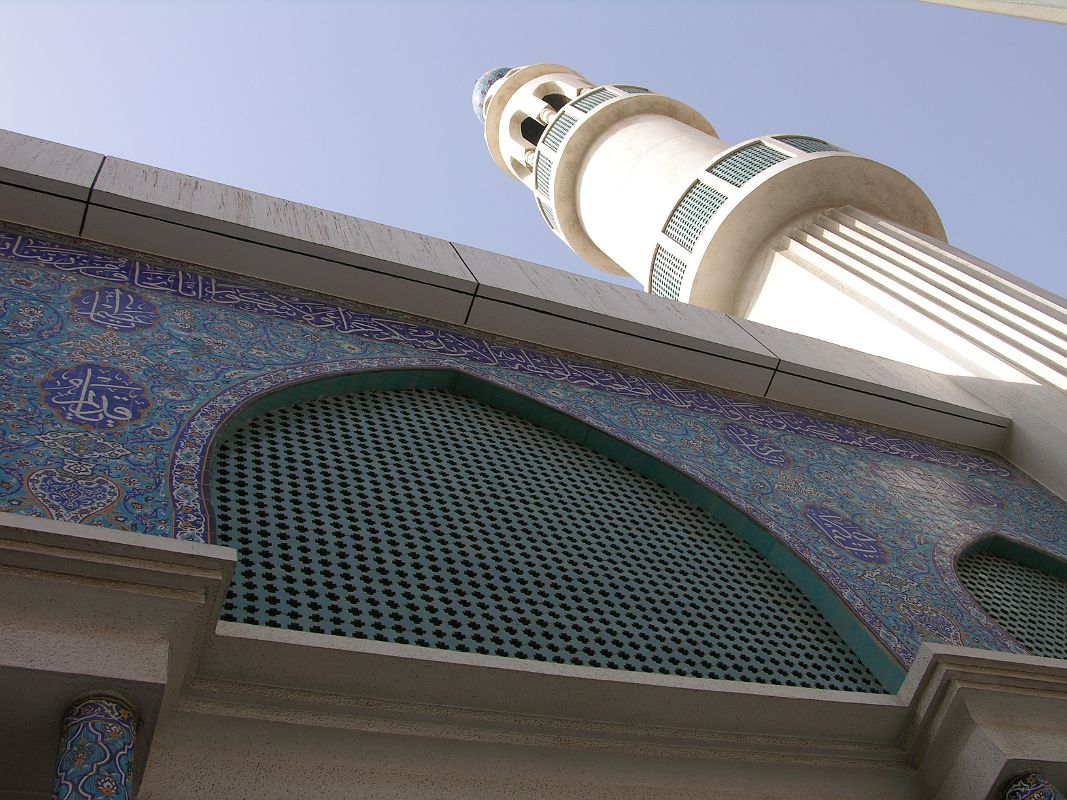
[[51, 696, 137, 800], [2, 224, 1067, 669], [1004, 772, 1064, 800]]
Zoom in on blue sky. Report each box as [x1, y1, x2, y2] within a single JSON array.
[[5, 0, 1065, 297]]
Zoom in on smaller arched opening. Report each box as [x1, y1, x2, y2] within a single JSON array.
[[956, 536, 1067, 660]]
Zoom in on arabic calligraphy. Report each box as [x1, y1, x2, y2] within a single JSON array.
[[947, 481, 1005, 509], [722, 422, 791, 467], [72, 287, 158, 330], [0, 229, 1013, 477], [873, 462, 1006, 509], [803, 505, 887, 564], [40, 364, 149, 429]]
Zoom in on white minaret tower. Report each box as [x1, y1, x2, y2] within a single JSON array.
[[474, 64, 1067, 391]]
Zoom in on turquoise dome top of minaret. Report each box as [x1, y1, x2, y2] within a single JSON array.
[[472, 67, 512, 122]]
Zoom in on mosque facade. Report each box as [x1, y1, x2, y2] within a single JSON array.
[[0, 61, 1065, 800]]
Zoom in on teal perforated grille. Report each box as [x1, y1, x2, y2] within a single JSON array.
[[708, 143, 789, 187], [538, 199, 557, 230], [571, 88, 617, 113], [535, 152, 553, 196], [649, 246, 687, 300], [213, 388, 883, 691], [663, 181, 728, 252], [777, 136, 841, 154], [958, 550, 1067, 659], [541, 113, 577, 152]]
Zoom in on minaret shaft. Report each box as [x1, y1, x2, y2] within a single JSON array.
[[476, 63, 1067, 392]]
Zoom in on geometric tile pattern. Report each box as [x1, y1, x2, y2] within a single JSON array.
[[3, 224, 1067, 669]]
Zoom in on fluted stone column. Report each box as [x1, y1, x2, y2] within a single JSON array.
[[1004, 772, 1065, 800], [51, 696, 138, 800]]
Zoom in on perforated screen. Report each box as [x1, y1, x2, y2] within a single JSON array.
[[213, 387, 883, 691], [617, 85, 652, 94], [535, 153, 553, 197], [650, 246, 687, 300], [708, 143, 789, 187], [571, 88, 617, 113], [541, 113, 577, 152], [777, 136, 841, 154], [538, 199, 557, 230], [663, 181, 728, 252], [958, 550, 1067, 659]]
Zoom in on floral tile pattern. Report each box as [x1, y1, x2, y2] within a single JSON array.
[[51, 697, 136, 800], [2, 224, 1066, 667]]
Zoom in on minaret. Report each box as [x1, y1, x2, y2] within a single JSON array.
[[474, 65, 1067, 391]]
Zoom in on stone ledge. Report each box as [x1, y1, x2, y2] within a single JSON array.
[[0, 127, 1015, 449]]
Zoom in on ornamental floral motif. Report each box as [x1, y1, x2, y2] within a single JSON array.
[[52, 697, 136, 800], [33, 431, 132, 460], [1004, 773, 1064, 800], [897, 598, 964, 646], [25, 464, 121, 523]]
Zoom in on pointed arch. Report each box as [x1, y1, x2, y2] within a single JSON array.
[[955, 534, 1067, 660], [206, 368, 902, 691]]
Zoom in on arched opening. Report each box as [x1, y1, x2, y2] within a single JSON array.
[[209, 369, 897, 691], [957, 536, 1067, 660]]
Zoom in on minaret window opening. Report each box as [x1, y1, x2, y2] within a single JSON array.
[[542, 92, 569, 111], [210, 371, 887, 692], [520, 116, 546, 147]]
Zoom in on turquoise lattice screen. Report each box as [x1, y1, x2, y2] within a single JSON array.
[[535, 153, 553, 196], [570, 87, 617, 113], [649, 246, 687, 300], [708, 142, 789, 187], [211, 373, 885, 691], [777, 136, 841, 154], [663, 181, 728, 252], [541, 113, 577, 152], [957, 542, 1067, 660]]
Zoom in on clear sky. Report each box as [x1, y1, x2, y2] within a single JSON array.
[[5, 0, 1065, 297]]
